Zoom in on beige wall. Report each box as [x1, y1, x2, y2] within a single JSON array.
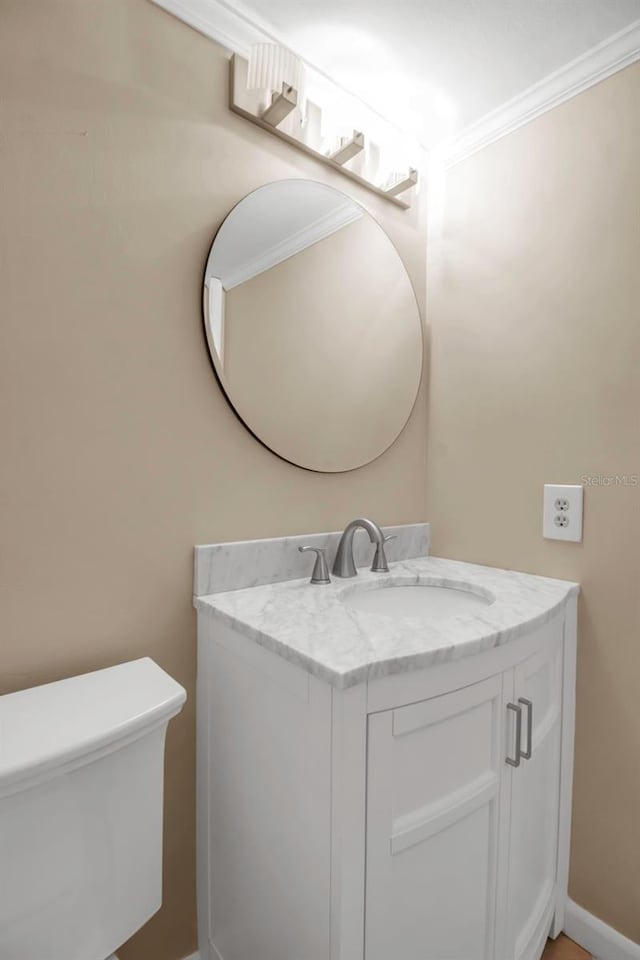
[[0, 3, 428, 959], [426, 64, 640, 940]]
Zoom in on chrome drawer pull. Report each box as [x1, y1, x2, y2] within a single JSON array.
[[506, 702, 522, 767], [518, 698, 533, 759]]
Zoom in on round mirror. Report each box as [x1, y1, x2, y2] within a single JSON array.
[[202, 179, 423, 472]]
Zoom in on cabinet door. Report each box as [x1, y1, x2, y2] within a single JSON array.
[[365, 674, 507, 960], [504, 636, 563, 960]]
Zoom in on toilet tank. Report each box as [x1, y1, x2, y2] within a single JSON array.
[[0, 658, 186, 960]]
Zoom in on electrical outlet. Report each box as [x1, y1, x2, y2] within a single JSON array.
[[543, 484, 583, 542]]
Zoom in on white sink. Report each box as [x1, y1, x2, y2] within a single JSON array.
[[342, 579, 494, 620]]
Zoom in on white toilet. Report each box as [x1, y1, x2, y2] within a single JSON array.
[[0, 657, 186, 960]]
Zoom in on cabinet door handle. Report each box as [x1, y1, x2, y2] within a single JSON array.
[[506, 702, 522, 767], [518, 698, 533, 759]]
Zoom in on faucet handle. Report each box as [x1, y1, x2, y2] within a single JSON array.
[[371, 534, 396, 573], [298, 546, 331, 584]]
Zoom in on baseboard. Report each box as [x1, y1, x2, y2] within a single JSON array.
[[565, 899, 640, 960]]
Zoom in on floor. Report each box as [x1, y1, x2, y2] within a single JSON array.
[[542, 934, 591, 959]]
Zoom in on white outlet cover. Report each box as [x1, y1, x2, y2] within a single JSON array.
[[543, 484, 583, 542]]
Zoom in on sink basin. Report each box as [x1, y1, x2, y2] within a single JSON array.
[[342, 579, 494, 620]]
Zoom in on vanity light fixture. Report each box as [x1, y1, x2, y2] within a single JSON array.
[[229, 45, 419, 210], [247, 42, 305, 127], [385, 167, 419, 196], [328, 130, 365, 165], [260, 83, 298, 127]]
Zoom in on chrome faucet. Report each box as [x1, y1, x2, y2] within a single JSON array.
[[298, 545, 331, 584], [331, 518, 395, 578]]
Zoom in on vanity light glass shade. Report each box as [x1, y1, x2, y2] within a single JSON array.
[[247, 43, 307, 117], [202, 179, 423, 473]]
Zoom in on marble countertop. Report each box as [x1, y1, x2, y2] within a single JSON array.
[[194, 556, 579, 689]]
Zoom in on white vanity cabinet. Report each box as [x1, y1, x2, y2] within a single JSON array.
[[365, 627, 565, 960], [196, 594, 576, 960]]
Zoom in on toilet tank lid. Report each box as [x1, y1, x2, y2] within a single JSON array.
[[0, 658, 186, 795]]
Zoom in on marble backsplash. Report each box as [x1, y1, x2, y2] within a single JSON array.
[[194, 522, 430, 597]]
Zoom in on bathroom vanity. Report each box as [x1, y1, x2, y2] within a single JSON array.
[[194, 525, 578, 960]]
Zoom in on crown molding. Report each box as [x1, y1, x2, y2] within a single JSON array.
[[150, 0, 263, 56], [222, 201, 363, 289], [441, 19, 640, 167]]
